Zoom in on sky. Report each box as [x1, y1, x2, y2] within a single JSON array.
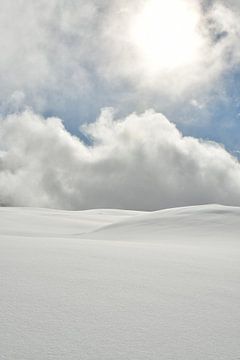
[[1, 0, 240, 210]]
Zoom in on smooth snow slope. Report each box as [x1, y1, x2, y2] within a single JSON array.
[[0, 205, 240, 360], [84, 204, 240, 241]]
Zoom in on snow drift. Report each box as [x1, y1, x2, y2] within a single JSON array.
[[0, 204, 240, 359], [84, 204, 240, 241]]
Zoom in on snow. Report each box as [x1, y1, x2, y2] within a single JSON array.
[[0, 205, 240, 359]]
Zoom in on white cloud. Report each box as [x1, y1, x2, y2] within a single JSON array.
[[1, 108, 240, 210], [0, 0, 240, 120]]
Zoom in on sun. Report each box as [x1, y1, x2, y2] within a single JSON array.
[[130, 0, 204, 73]]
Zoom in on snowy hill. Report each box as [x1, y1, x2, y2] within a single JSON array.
[[0, 207, 142, 237], [0, 205, 240, 359], [84, 204, 240, 242]]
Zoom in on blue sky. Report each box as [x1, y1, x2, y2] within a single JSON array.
[[44, 63, 240, 155]]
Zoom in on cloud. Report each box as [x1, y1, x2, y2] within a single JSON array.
[[0, 0, 240, 124], [1, 108, 240, 210]]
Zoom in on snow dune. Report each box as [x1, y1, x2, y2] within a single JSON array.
[[85, 204, 240, 242], [0, 207, 143, 237], [0, 205, 240, 359]]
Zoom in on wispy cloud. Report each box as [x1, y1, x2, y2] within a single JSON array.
[[0, 0, 239, 122]]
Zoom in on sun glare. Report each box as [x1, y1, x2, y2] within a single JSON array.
[[130, 0, 203, 73]]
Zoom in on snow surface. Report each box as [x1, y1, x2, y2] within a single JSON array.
[[0, 204, 240, 359]]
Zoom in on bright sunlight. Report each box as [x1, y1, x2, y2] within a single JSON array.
[[130, 0, 204, 73]]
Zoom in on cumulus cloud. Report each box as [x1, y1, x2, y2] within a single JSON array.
[[0, 0, 240, 122], [1, 108, 240, 210]]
